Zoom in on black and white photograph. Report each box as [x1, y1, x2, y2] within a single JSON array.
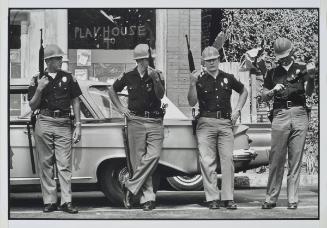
[[1, 0, 326, 228]]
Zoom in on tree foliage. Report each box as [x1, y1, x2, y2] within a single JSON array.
[[221, 9, 318, 64]]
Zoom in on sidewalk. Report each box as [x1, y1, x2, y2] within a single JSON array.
[[234, 172, 318, 188]]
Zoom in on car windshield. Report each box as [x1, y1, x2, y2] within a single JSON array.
[[88, 85, 127, 119]]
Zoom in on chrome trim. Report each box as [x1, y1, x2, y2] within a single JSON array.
[[10, 177, 93, 181]]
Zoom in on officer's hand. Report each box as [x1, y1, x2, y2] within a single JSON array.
[[73, 126, 81, 144], [190, 70, 201, 85], [148, 67, 160, 81], [119, 106, 131, 119], [273, 84, 285, 92], [37, 76, 49, 91], [231, 110, 241, 125]]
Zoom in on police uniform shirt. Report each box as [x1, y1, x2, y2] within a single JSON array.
[[28, 70, 82, 111], [113, 67, 162, 114], [196, 70, 244, 113], [263, 62, 309, 104]]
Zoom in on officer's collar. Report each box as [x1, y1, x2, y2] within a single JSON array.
[[278, 61, 294, 72], [282, 61, 294, 72], [134, 66, 148, 79], [44, 69, 62, 79], [204, 70, 222, 79]]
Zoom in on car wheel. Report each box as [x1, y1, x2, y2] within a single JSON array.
[[99, 160, 128, 205], [99, 160, 161, 205], [166, 175, 203, 191]]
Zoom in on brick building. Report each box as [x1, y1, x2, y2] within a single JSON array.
[[9, 8, 268, 122]]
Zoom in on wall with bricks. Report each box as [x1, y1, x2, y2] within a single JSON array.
[[166, 9, 202, 118]]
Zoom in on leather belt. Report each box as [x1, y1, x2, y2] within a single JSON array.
[[200, 110, 231, 119], [131, 110, 163, 119], [40, 109, 71, 118], [273, 101, 304, 109]]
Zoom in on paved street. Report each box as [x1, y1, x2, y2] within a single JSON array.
[[9, 186, 318, 219]]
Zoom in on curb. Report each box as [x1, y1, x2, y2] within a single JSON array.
[[234, 173, 318, 188]]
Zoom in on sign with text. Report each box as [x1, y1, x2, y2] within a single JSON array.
[[68, 9, 156, 50]]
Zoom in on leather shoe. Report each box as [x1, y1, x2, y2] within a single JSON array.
[[58, 202, 78, 214], [122, 184, 133, 209], [223, 200, 237, 210], [43, 203, 57, 213], [262, 202, 276, 209], [141, 201, 156, 211], [208, 200, 220, 209], [287, 202, 298, 209]]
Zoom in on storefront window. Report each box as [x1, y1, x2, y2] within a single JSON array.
[[68, 9, 156, 49], [9, 24, 21, 49]]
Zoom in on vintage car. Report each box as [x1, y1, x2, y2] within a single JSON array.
[[9, 79, 270, 205]]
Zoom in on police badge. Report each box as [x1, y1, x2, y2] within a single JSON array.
[[146, 82, 153, 92]]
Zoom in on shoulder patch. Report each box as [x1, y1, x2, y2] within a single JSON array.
[[125, 68, 135, 74], [293, 62, 306, 75], [116, 72, 125, 81], [157, 71, 164, 80]]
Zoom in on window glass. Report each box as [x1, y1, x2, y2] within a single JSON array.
[[68, 9, 156, 49], [9, 24, 21, 49], [79, 98, 94, 119], [10, 94, 22, 117], [88, 85, 125, 118]]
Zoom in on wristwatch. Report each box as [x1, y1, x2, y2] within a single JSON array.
[[74, 121, 81, 127]]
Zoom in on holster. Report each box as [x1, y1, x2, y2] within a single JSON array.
[[30, 110, 39, 130], [161, 103, 168, 117], [70, 113, 75, 129], [192, 114, 200, 135]]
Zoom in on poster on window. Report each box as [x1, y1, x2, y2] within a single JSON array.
[[74, 68, 88, 80], [77, 49, 91, 66]]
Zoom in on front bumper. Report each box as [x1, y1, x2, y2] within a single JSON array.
[[233, 148, 257, 161]]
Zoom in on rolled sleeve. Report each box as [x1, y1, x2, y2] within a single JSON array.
[[263, 70, 274, 90], [70, 76, 82, 99], [113, 73, 127, 92], [229, 74, 244, 93], [27, 76, 37, 101]]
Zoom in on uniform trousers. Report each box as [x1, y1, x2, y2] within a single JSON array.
[[34, 114, 73, 205], [265, 106, 309, 204], [125, 116, 163, 204], [196, 117, 234, 202]]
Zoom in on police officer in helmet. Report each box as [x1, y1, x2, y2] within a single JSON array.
[[261, 37, 315, 210], [28, 44, 82, 213], [108, 43, 165, 211], [188, 46, 248, 210]]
